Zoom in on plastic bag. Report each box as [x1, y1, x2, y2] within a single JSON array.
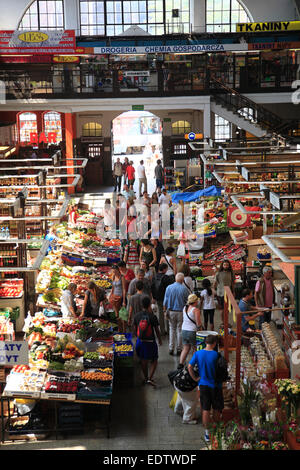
[[177, 242, 186, 257], [169, 390, 178, 410], [99, 304, 105, 317], [119, 306, 129, 322]]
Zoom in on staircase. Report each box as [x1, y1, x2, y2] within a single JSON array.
[[210, 78, 286, 139]]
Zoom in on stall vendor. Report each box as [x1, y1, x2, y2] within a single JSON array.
[[61, 283, 79, 319]]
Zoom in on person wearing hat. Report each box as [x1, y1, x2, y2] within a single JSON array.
[[179, 293, 202, 367]]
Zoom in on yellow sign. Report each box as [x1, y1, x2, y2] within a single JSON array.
[[53, 56, 79, 63], [236, 21, 300, 33], [18, 32, 49, 43]]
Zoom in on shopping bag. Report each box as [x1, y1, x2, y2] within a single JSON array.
[[99, 304, 105, 317], [177, 242, 186, 257], [169, 390, 178, 410], [119, 306, 129, 322]]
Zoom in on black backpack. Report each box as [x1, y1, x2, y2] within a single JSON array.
[[152, 273, 169, 301], [215, 352, 229, 384]]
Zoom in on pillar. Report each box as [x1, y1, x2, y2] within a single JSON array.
[[65, 112, 76, 194]]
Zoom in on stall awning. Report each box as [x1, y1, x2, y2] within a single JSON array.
[[171, 185, 222, 203]]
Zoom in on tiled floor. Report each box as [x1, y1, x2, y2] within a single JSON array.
[[1, 339, 207, 450]]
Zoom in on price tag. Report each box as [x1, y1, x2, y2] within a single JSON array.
[[41, 392, 76, 401]]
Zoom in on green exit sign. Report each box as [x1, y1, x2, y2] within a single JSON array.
[[132, 105, 144, 111]]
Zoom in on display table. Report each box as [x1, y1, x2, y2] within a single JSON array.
[[0, 391, 112, 442]]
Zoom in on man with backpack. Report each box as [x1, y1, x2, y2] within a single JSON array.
[[188, 334, 227, 444], [152, 263, 173, 336], [134, 296, 162, 387]]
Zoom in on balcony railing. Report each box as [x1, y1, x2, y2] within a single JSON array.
[[0, 63, 298, 100]]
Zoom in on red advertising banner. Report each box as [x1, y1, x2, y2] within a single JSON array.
[[0, 30, 76, 55]]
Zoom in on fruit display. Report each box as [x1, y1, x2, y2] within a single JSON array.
[[80, 369, 113, 382], [44, 372, 80, 394], [0, 279, 23, 298], [114, 344, 134, 354]]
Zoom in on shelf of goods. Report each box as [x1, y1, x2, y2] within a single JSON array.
[[200, 241, 246, 277], [0, 280, 24, 333], [0, 308, 136, 441], [282, 316, 300, 379]]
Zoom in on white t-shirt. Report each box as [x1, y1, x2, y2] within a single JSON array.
[[183, 276, 194, 293], [137, 164, 146, 179], [200, 289, 215, 310], [159, 193, 171, 205], [61, 290, 75, 318], [182, 306, 197, 332]]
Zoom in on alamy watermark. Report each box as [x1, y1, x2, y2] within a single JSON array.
[[0, 81, 5, 105], [96, 197, 209, 251], [291, 65, 300, 105]]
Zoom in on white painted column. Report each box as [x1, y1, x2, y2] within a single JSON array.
[[203, 102, 211, 139]]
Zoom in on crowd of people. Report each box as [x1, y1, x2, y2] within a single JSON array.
[[113, 157, 165, 195]]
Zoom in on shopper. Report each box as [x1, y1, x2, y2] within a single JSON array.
[[128, 268, 153, 300], [81, 281, 107, 319], [188, 334, 224, 444], [178, 263, 194, 294], [173, 364, 199, 425], [163, 273, 189, 356], [103, 199, 115, 232], [61, 283, 78, 319], [117, 260, 135, 294], [113, 157, 123, 192], [134, 296, 162, 387], [122, 184, 135, 200], [137, 160, 147, 197], [128, 280, 147, 326], [152, 262, 173, 335], [123, 238, 140, 268], [239, 288, 264, 334], [68, 204, 79, 227], [139, 239, 157, 273], [109, 265, 127, 325], [140, 260, 154, 283], [160, 246, 177, 281], [179, 294, 202, 367], [214, 260, 235, 315], [122, 157, 129, 185], [200, 278, 216, 331], [154, 159, 164, 190], [150, 238, 165, 271], [126, 161, 135, 188], [254, 266, 276, 328]]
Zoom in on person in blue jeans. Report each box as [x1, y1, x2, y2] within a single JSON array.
[[188, 334, 223, 444]]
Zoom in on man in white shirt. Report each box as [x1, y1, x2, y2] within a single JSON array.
[[61, 283, 78, 319], [137, 160, 147, 197]]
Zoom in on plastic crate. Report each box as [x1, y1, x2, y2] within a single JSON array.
[[114, 340, 134, 357]]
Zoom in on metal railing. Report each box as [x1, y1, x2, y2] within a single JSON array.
[[210, 78, 284, 133]]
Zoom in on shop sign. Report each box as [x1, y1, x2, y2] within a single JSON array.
[[29, 132, 57, 144], [124, 71, 150, 77], [94, 43, 248, 55], [132, 105, 144, 111], [237, 21, 300, 33], [53, 55, 80, 63], [0, 30, 76, 55], [0, 341, 28, 366], [249, 42, 300, 50], [241, 166, 250, 182]]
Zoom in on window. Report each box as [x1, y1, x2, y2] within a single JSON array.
[[18, 1, 64, 30], [214, 115, 231, 141], [18, 112, 38, 143], [172, 120, 191, 135], [44, 111, 62, 142], [82, 122, 102, 137], [206, 0, 251, 33], [80, 0, 190, 35]]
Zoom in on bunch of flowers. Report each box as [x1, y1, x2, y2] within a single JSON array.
[[274, 379, 300, 420], [271, 441, 289, 451], [253, 440, 269, 450]]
